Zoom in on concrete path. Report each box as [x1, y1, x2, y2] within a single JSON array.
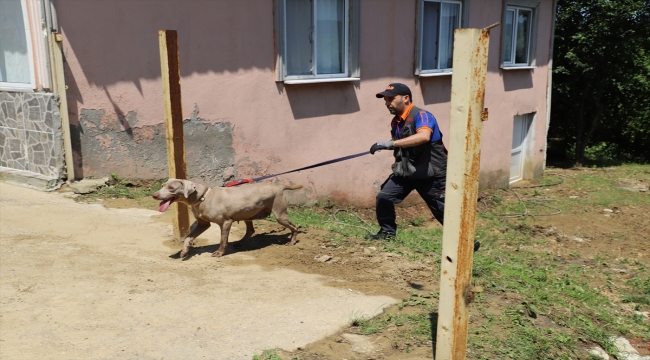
[[0, 182, 396, 359]]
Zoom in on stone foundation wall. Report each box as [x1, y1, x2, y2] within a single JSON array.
[[0, 92, 65, 179]]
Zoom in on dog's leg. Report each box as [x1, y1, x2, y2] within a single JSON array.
[[272, 210, 299, 246], [212, 219, 233, 257], [180, 220, 211, 260], [234, 208, 271, 248], [271, 196, 299, 245], [242, 220, 255, 240], [234, 220, 255, 248]]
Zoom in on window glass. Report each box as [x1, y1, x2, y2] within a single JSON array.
[[286, 0, 313, 76], [421, 1, 440, 70], [316, 0, 344, 74], [515, 9, 531, 64], [439, 2, 460, 69], [0, 0, 30, 84], [503, 5, 535, 66], [512, 114, 525, 149], [503, 9, 514, 63], [285, 0, 347, 78], [420, 1, 461, 72]]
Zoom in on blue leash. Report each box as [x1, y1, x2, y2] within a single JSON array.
[[224, 150, 370, 187]]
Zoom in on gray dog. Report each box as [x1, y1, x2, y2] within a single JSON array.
[[153, 178, 302, 259]]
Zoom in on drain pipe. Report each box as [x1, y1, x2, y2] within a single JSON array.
[[41, 0, 55, 90], [543, 0, 558, 170]]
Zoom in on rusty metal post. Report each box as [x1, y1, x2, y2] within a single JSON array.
[[159, 30, 190, 241], [435, 23, 498, 360]]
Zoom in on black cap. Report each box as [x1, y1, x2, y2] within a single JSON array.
[[376, 83, 412, 99]]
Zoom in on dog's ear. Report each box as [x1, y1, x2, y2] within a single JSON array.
[[180, 180, 196, 198]]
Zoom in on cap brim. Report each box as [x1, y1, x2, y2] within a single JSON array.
[[376, 90, 398, 98]]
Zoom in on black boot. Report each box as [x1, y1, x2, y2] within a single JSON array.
[[364, 230, 395, 240]]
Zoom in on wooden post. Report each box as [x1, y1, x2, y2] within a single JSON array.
[[435, 24, 497, 360], [50, 33, 75, 181], [158, 30, 190, 241]]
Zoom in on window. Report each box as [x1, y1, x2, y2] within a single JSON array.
[[416, 0, 463, 76], [276, 0, 360, 83], [502, 2, 538, 68], [0, 0, 35, 91]]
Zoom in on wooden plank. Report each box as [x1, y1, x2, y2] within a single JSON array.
[[435, 25, 493, 360], [51, 33, 75, 181], [158, 30, 190, 241]]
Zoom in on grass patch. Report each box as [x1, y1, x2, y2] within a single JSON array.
[[622, 275, 650, 306], [290, 206, 375, 238], [90, 175, 166, 200], [350, 311, 435, 343], [289, 205, 445, 260], [460, 166, 650, 358], [286, 164, 650, 359], [252, 349, 283, 360]]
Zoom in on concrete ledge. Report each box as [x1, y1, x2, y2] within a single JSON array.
[[0, 167, 62, 192]]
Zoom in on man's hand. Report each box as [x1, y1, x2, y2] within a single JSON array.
[[370, 141, 395, 155]]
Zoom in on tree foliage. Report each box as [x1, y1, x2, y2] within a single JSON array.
[[551, 0, 650, 165]]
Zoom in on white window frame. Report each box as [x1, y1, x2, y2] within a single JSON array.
[[284, 0, 349, 80], [0, 0, 36, 92], [501, 0, 539, 69], [415, 0, 465, 77], [275, 0, 360, 84]]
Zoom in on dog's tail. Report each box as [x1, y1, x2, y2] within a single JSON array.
[[283, 184, 303, 191]]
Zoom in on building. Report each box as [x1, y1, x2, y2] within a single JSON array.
[[1, 0, 556, 206]]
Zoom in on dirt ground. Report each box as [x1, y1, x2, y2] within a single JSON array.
[[1, 167, 649, 360], [0, 182, 401, 359]]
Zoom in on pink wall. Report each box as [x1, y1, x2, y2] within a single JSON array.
[[57, 0, 555, 206], [476, 0, 555, 186]]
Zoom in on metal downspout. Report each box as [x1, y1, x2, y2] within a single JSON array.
[[544, 0, 558, 170], [39, 0, 53, 89]]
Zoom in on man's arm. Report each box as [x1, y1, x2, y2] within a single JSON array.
[[393, 128, 432, 148], [369, 128, 433, 154]]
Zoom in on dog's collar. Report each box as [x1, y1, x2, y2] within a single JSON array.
[[199, 188, 211, 202], [192, 187, 211, 206]]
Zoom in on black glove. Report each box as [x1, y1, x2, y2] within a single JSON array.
[[369, 141, 395, 155]]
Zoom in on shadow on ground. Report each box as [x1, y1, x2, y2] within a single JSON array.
[[168, 232, 299, 260]]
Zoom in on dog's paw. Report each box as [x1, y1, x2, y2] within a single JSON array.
[[180, 248, 190, 260]]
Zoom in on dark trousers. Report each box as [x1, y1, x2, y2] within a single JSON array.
[[376, 175, 446, 234]]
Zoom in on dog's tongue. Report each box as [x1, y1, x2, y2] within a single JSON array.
[[158, 198, 175, 212]]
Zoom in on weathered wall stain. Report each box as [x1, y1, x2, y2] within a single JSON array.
[[76, 108, 235, 186], [479, 169, 509, 189], [183, 116, 236, 185]]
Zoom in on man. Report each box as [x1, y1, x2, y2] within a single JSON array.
[[367, 83, 455, 240]]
